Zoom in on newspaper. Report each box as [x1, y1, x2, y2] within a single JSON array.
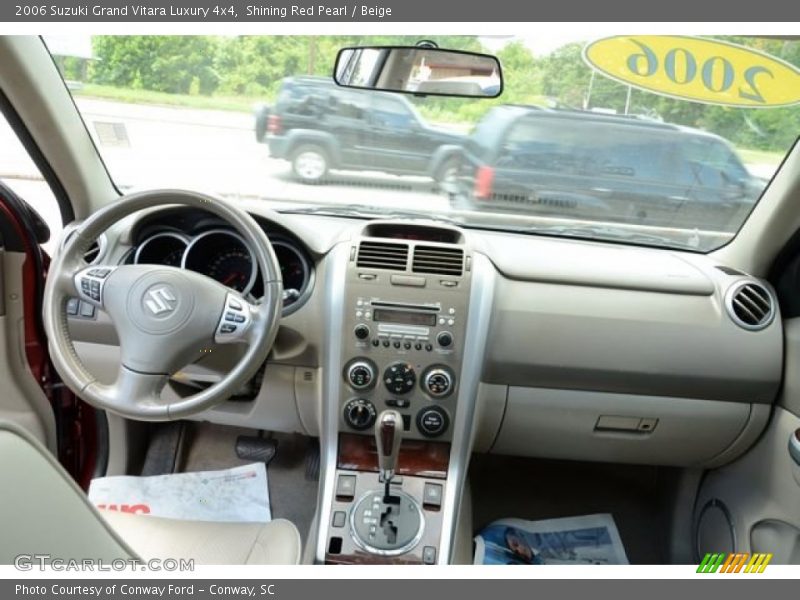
[[474, 513, 629, 565], [88, 463, 271, 523]]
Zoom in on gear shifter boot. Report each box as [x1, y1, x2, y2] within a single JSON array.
[[351, 490, 423, 555]]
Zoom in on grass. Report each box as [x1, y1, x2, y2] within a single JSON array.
[[736, 147, 785, 166], [72, 83, 268, 113]]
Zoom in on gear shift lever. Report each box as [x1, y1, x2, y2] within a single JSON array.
[[375, 409, 403, 500]]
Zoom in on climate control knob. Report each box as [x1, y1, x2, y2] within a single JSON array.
[[344, 358, 377, 390], [343, 398, 377, 431], [422, 365, 455, 398], [383, 362, 417, 395]]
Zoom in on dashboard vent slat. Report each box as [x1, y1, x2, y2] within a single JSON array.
[[83, 240, 101, 264], [356, 241, 409, 271], [726, 281, 775, 331], [412, 245, 464, 276]]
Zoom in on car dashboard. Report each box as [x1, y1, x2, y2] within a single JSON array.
[[63, 200, 781, 517]]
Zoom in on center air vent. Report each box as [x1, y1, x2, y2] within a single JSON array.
[[725, 281, 775, 331], [356, 241, 409, 271], [412, 245, 464, 276]]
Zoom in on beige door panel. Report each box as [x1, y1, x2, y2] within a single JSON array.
[[695, 407, 800, 563], [0, 249, 55, 451]]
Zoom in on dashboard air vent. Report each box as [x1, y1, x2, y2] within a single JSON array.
[[725, 281, 775, 331], [356, 241, 409, 271], [412, 245, 464, 276], [61, 230, 105, 264], [83, 239, 102, 264]]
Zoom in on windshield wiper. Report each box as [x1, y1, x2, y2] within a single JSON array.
[[279, 204, 463, 226]]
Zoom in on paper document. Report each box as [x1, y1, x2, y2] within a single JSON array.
[[474, 513, 629, 565], [88, 463, 271, 523]]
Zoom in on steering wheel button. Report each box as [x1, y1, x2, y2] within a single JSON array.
[[220, 323, 237, 334], [229, 299, 242, 310], [66, 298, 79, 315]]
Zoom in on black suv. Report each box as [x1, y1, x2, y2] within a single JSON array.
[[258, 76, 465, 184], [451, 106, 764, 231]]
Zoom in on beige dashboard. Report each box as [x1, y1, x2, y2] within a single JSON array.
[[66, 200, 783, 469]]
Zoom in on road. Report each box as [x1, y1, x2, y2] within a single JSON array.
[[0, 96, 783, 255], [0, 97, 450, 253]]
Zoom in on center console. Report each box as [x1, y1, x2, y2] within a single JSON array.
[[316, 222, 494, 565]]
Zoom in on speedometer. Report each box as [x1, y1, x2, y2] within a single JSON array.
[[182, 230, 257, 295], [207, 249, 253, 292]]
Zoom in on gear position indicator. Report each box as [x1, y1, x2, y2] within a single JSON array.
[[350, 490, 424, 556]]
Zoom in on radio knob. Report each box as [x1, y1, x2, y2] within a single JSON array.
[[354, 324, 370, 340], [383, 362, 416, 395], [343, 398, 377, 431], [345, 358, 377, 390], [417, 406, 449, 438], [423, 366, 455, 398], [436, 331, 453, 348]]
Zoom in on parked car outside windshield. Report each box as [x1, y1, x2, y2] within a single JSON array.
[[39, 35, 800, 252], [451, 106, 764, 231]]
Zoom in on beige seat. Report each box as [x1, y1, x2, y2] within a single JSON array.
[[0, 421, 301, 565]]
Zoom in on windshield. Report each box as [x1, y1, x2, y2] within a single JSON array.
[[46, 35, 800, 252]]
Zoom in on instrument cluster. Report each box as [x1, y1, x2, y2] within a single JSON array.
[[132, 227, 312, 313]]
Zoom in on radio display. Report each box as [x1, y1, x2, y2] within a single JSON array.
[[373, 308, 436, 326]]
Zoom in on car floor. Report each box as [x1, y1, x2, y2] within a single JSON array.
[[468, 453, 680, 565], [146, 422, 319, 545], [140, 423, 679, 565]]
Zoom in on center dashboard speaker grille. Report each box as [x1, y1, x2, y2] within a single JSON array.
[[356, 241, 409, 271]]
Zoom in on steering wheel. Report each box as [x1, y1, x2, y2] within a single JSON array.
[[42, 190, 283, 421]]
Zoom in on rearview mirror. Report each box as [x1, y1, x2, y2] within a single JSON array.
[[334, 46, 503, 98]]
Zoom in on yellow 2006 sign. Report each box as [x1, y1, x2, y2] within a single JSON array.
[[583, 36, 800, 108]]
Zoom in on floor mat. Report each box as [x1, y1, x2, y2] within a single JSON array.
[[474, 514, 629, 565], [88, 463, 271, 522], [180, 423, 318, 541], [469, 454, 677, 564]]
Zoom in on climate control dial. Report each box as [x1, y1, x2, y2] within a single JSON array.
[[343, 398, 377, 430], [344, 358, 377, 391], [422, 365, 455, 398], [383, 362, 417, 395]]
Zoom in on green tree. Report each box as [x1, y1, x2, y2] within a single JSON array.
[[91, 36, 220, 95]]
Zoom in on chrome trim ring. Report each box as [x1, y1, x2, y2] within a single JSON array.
[[133, 231, 189, 265]]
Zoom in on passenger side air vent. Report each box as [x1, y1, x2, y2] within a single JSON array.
[[356, 241, 409, 271], [725, 281, 775, 331], [412, 245, 464, 276]]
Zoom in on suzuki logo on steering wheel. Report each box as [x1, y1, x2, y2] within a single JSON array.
[[144, 286, 177, 315]]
